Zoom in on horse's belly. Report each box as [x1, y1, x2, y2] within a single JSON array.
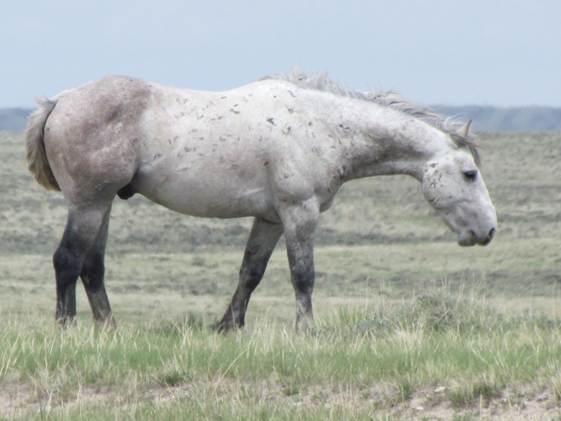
[[132, 165, 274, 219]]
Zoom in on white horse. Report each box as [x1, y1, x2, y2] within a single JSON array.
[[25, 72, 497, 331]]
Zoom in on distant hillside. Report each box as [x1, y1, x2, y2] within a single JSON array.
[[0, 108, 31, 132], [1, 106, 561, 133], [433, 105, 561, 133]]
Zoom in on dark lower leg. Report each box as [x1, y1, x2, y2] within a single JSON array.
[[80, 211, 115, 326], [280, 202, 318, 332], [216, 218, 283, 332], [53, 244, 82, 326], [81, 256, 114, 326], [53, 206, 108, 327], [289, 253, 315, 331]]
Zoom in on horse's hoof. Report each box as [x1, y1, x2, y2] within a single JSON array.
[[95, 317, 117, 331], [213, 319, 241, 334]]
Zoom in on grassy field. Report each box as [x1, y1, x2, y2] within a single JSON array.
[[0, 131, 560, 419]]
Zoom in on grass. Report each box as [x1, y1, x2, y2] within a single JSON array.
[[1, 291, 561, 419], [1, 131, 561, 419]]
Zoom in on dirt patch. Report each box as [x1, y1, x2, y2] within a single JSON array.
[[3, 379, 561, 419], [396, 387, 561, 420]]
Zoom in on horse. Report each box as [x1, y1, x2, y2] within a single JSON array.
[[25, 72, 497, 331]]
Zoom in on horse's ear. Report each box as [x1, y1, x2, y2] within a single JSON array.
[[462, 119, 472, 137]]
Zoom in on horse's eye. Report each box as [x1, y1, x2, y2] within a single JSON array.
[[463, 170, 478, 181]]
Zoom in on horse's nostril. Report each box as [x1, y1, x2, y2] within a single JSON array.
[[488, 228, 495, 239]]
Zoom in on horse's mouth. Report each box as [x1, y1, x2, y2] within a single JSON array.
[[458, 236, 477, 247], [458, 228, 495, 247]]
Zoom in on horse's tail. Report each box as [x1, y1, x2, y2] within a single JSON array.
[[25, 97, 60, 191]]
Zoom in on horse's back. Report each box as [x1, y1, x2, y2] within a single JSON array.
[[42, 76, 340, 218]]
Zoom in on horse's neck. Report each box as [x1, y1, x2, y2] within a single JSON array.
[[331, 101, 451, 182]]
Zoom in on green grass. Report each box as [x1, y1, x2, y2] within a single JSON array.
[[1, 292, 561, 419]]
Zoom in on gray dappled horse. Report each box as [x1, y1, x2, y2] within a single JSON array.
[[25, 73, 497, 331]]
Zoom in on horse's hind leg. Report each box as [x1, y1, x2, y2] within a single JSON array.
[[215, 218, 283, 332], [53, 203, 111, 326], [80, 206, 115, 327]]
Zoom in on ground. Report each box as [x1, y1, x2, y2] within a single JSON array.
[[0, 131, 560, 420]]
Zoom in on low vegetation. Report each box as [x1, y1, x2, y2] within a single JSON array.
[[2, 291, 561, 420]]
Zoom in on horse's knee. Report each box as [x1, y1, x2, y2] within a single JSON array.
[[291, 266, 315, 294], [292, 276, 314, 294]]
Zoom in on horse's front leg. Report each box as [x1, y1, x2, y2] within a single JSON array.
[[215, 217, 283, 332], [278, 198, 320, 331]]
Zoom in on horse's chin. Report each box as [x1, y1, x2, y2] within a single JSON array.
[[457, 230, 494, 247], [457, 231, 477, 247]]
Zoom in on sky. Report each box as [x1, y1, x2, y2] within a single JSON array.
[[1, 0, 560, 107]]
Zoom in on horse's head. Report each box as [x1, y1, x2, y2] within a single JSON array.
[[421, 129, 497, 246]]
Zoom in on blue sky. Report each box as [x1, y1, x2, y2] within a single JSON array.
[[1, 0, 560, 107]]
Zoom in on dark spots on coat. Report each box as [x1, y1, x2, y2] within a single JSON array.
[[308, 121, 313, 126], [198, 137, 205, 141], [286, 107, 294, 113], [282, 126, 292, 135], [107, 108, 120, 122], [266, 117, 276, 126], [230, 108, 240, 114], [220, 96, 228, 99], [287, 90, 296, 98], [263, 160, 269, 166], [219, 136, 227, 142], [153, 153, 162, 161]]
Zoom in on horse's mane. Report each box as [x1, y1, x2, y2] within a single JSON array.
[[265, 71, 480, 163]]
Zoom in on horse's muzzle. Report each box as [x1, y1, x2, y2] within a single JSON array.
[[458, 227, 496, 247]]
